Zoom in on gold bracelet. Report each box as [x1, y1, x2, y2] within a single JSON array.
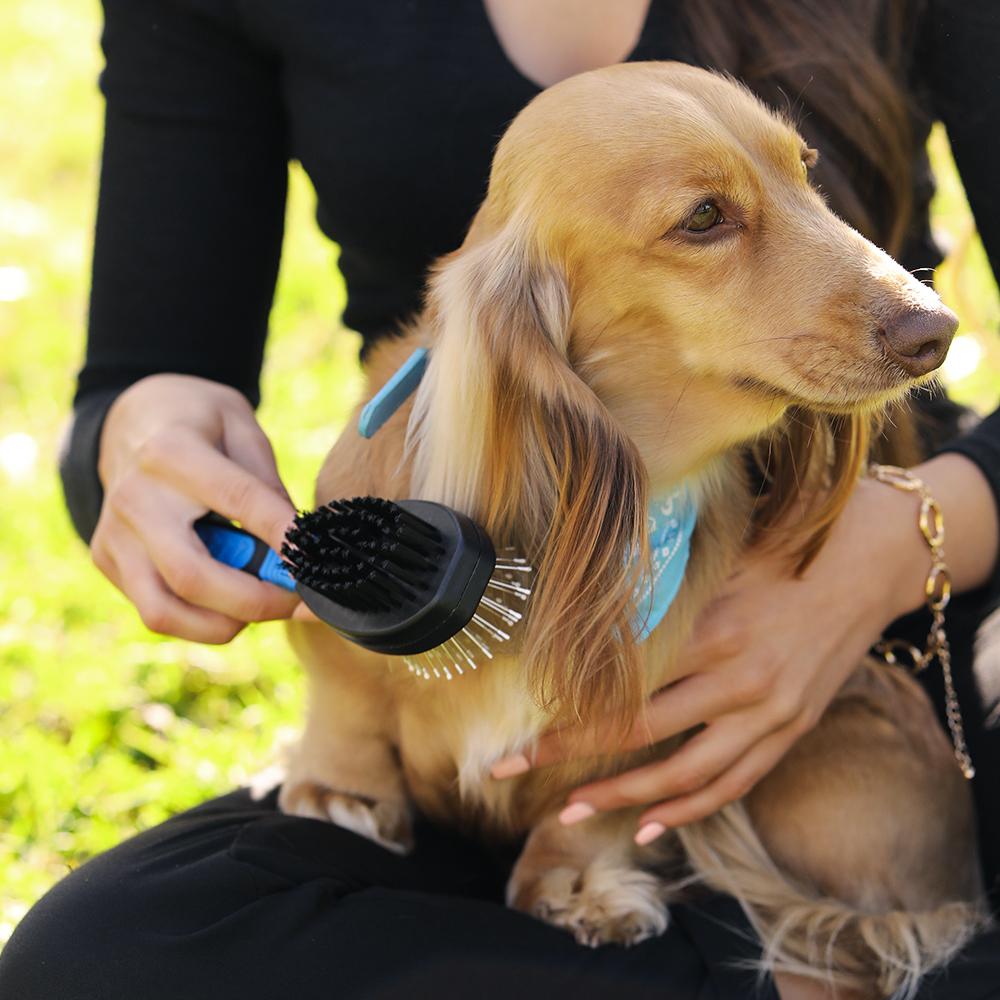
[[868, 463, 974, 779]]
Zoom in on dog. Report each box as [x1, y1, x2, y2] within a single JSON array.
[[278, 63, 986, 997]]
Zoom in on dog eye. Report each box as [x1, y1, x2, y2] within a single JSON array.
[[684, 201, 723, 232]]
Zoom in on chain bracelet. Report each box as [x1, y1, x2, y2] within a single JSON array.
[[868, 463, 975, 780]]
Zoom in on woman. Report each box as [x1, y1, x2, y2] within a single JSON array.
[[2, 1, 998, 997]]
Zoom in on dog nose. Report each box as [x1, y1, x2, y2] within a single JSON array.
[[879, 306, 957, 378]]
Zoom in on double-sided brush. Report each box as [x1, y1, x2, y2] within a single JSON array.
[[198, 488, 698, 678], [195, 498, 533, 679]]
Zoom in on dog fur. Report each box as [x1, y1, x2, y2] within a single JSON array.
[[279, 63, 987, 997]]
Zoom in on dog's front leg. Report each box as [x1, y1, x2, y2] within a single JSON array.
[[507, 808, 676, 947], [279, 622, 413, 855]]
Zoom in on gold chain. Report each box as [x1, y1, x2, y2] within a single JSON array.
[[868, 463, 975, 780]]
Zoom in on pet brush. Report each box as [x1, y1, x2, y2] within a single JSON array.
[[281, 497, 533, 679], [195, 512, 297, 591], [195, 499, 533, 680]]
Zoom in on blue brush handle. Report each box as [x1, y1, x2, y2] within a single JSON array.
[[357, 347, 428, 438], [194, 515, 297, 592]]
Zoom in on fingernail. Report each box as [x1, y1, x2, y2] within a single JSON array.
[[490, 754, 531, 779], [558, 802, 596, 826], [634, 822, 666, 846]]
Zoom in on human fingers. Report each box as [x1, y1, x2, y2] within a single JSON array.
[[221, 412, 294, 503], [631, 722, 802, 843], [107, 479, 299, 622], [92, 519, 246, 643], [556, 710, 777, 820], [490, 668, 765, 780], [135, 428, 296, 552]]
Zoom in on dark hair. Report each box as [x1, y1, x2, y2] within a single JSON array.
[[683, 0, 923, 257]]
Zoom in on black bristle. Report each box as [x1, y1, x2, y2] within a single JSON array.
[[282, 496, 441, 611]]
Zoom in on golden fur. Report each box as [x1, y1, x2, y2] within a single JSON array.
[[279, 63, 986, 997]]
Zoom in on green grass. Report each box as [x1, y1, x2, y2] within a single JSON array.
[[1, 0, 998, 948], [0, 0, 360, 942]]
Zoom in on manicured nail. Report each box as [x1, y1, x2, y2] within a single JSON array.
[[490, 754, 531, 779], [558, 802, 596, 826], [635, 822, 666, 845]]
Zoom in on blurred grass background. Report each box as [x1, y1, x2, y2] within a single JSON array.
[[1, 0, 998, 949]]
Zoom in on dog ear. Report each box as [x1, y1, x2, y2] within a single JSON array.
[[410, 221, 648, 728]]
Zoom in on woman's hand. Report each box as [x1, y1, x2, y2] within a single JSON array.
[[91, 374, 300, 643], [492, 454, 998, 844]]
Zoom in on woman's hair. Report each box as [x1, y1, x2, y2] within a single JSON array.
[[683, 0, 927, 554], [683, 0, 923, 259]]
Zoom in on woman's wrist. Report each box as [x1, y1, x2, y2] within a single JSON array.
[[849, 475, 929, 622], [876, 452, 1000, 621], [915, 452, 1000, 591]]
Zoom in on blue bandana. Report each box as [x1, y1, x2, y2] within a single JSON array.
[[360, 349, 697, 644], [631, 487, 698, 641]]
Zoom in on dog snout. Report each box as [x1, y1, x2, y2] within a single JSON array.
[[878, 305, 957, 378]]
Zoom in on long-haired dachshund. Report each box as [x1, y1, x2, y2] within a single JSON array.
[[279, 63, 986, 998]]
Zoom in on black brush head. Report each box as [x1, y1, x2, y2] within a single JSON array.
[[282, 496, 496, 656]]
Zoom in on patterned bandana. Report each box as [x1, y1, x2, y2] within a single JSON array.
[[631, 487, 697, 642]]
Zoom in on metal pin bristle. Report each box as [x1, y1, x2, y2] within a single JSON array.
[[287, 500, 534, 682], [402, 555, 531, 680]]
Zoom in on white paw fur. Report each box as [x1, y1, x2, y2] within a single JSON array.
[[509, 857, 669, 947], [279, 782, 414, 856]]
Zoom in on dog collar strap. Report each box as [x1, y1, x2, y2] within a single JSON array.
[[358, 348, 429, 438], [359, 349, 696, 641], [632, 487, 698, 642]]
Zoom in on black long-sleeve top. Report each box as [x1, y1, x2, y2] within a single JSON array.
[[63, 0, 1000, 547], [58, 0, 1000, 908]]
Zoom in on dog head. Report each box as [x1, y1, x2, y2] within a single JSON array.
[[409, 61, 955, 724]]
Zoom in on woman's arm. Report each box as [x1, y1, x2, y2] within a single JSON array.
[[917, 0, 1000, 609], [62, 0, 289, 543], [64, 0, 300, 641], [900, 451, 999, 599]]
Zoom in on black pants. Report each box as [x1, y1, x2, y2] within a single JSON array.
[[2, 788, 999, 1000]]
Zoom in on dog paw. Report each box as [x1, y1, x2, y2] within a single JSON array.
[[509, 861, 669, 947], [279, 781, 414, 856]]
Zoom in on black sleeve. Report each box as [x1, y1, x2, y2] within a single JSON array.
[[60, 0, 288, 543], [919, 0, 1000, 609]]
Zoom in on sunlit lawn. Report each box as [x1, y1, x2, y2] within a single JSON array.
[[1, 0, 998, 948]]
